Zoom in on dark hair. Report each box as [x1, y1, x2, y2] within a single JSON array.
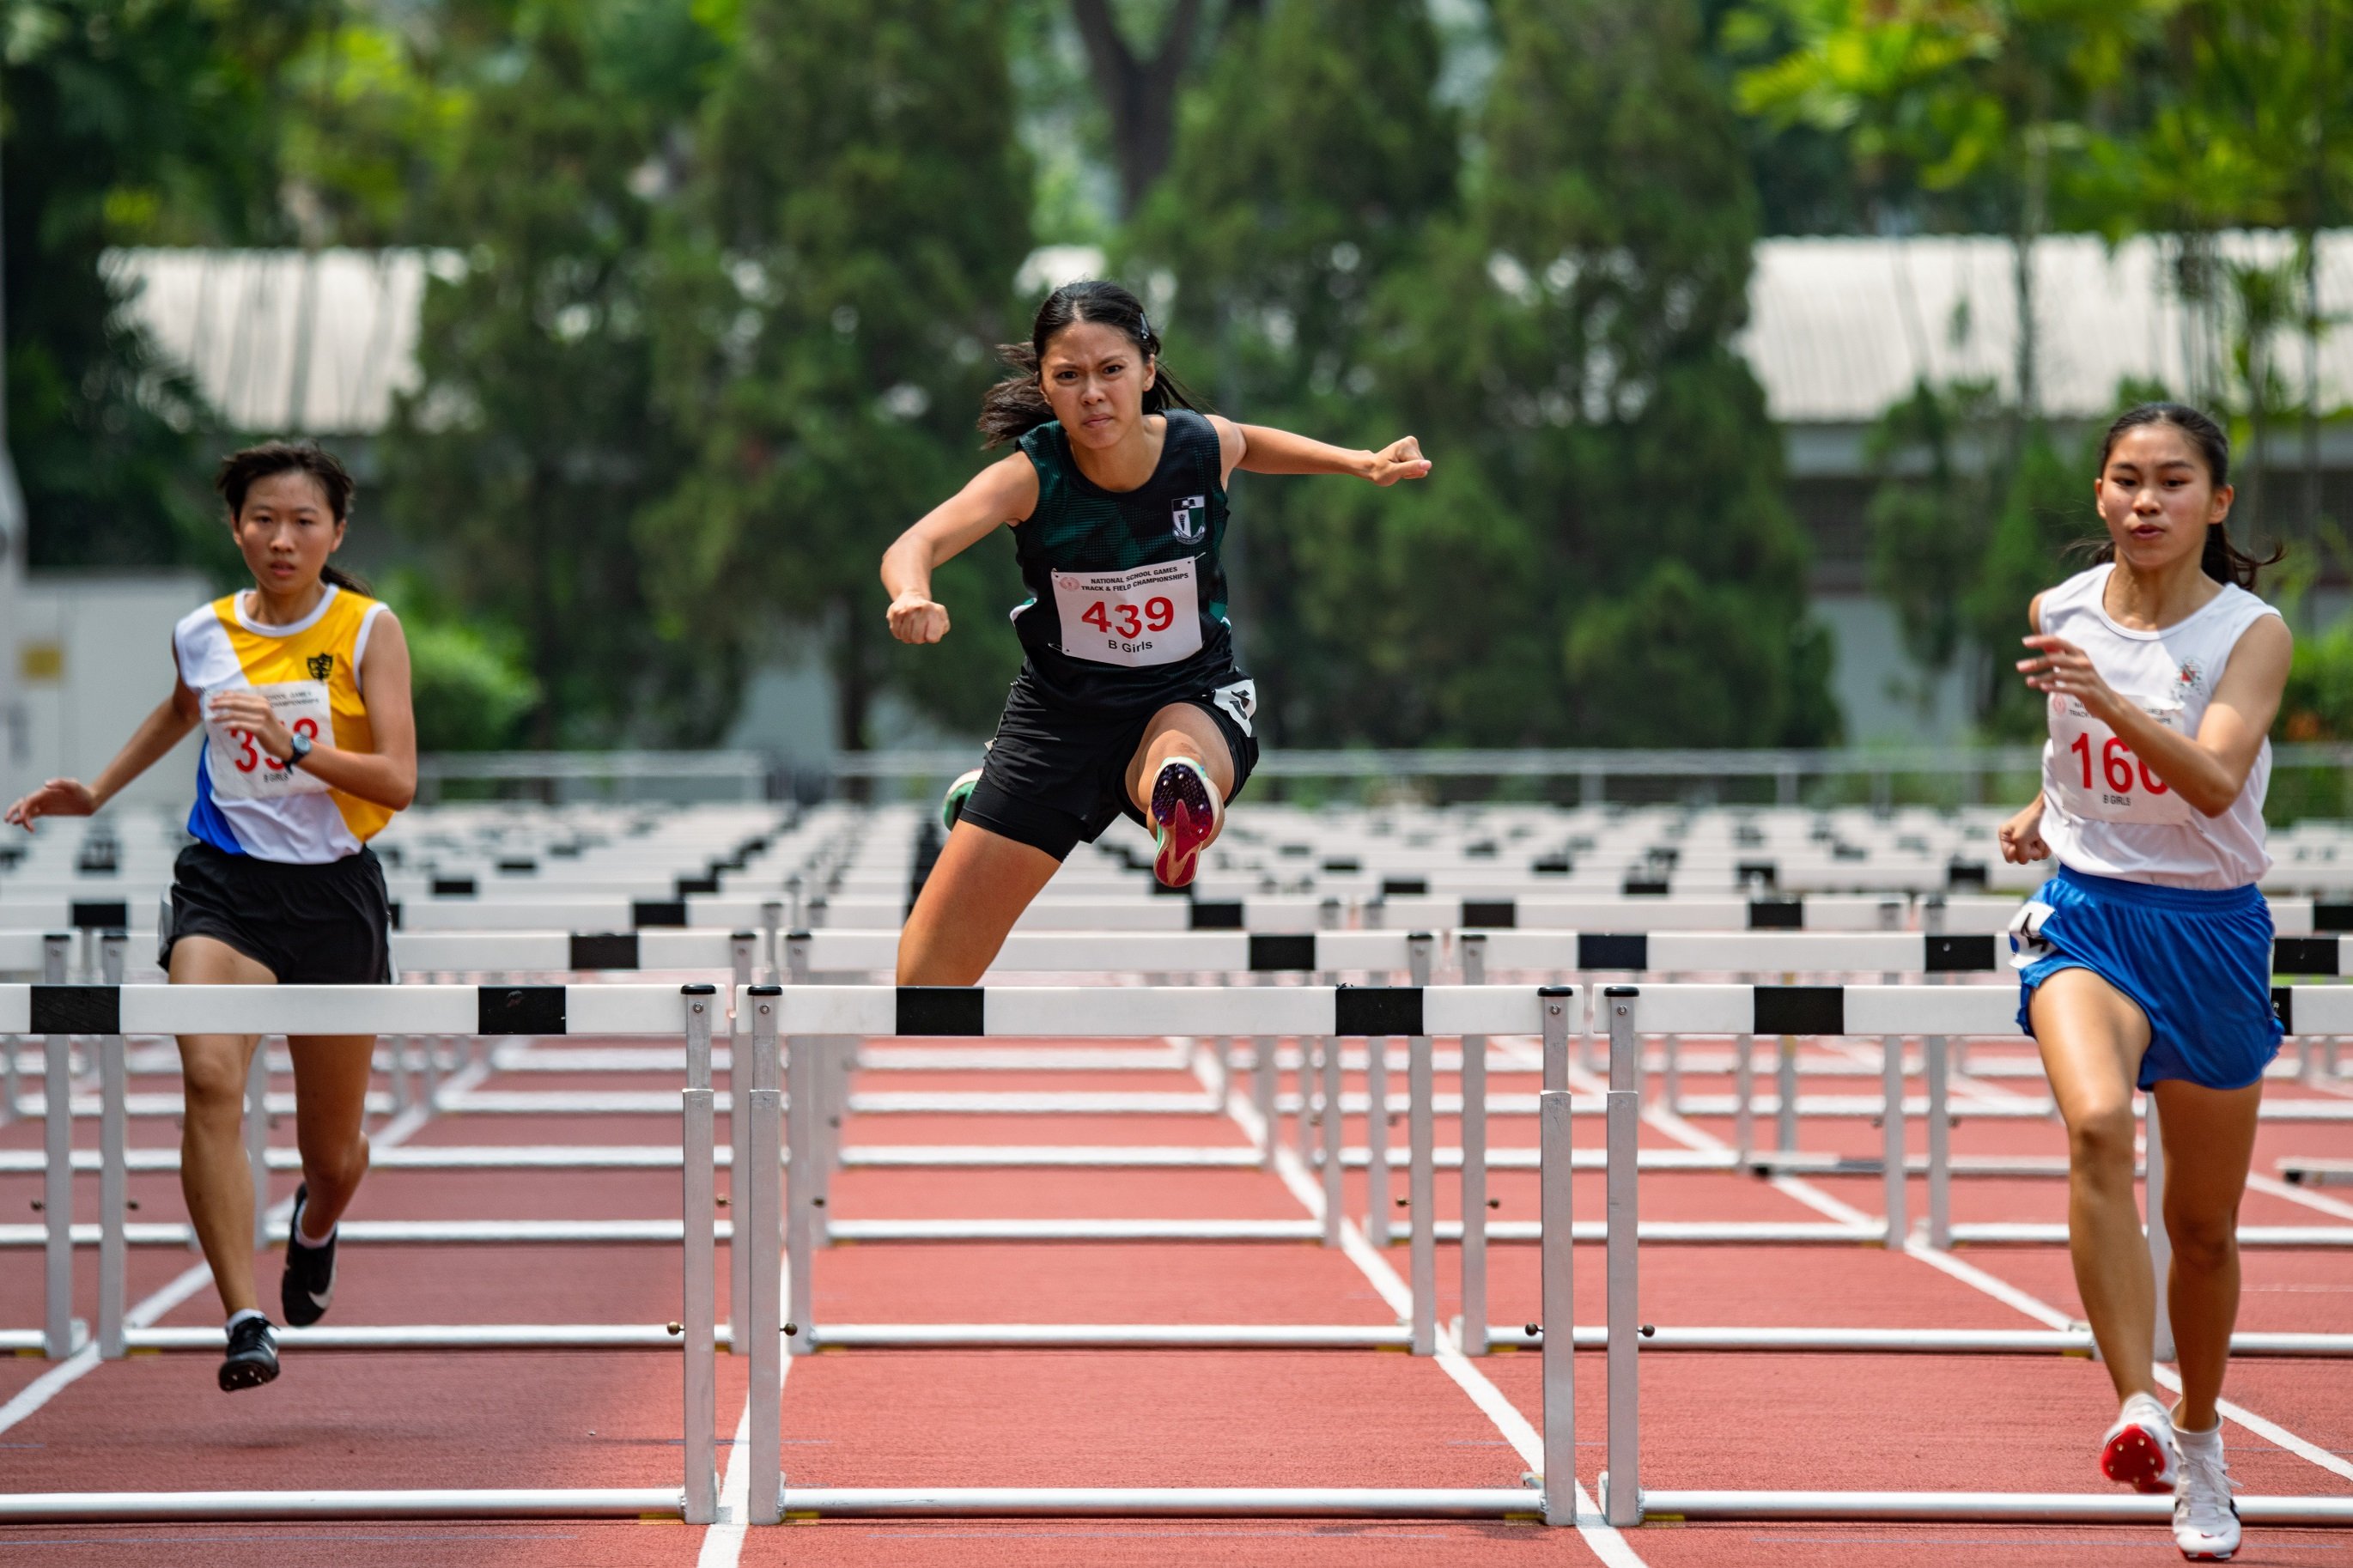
[[216, 441, 369, 593], [2092, 402, 2281, 590], [977, 280, 1206, 447]]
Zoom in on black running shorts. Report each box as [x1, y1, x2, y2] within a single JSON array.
[[959, 670, 1261, 862], [163, 842, 394, 985]]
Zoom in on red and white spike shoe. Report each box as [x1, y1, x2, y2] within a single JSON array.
[[1149, 757, 1222, 889], [2101, 1392, 2180, 1494]]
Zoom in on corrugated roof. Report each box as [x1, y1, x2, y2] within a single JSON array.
[[102, 234, 2353, 435], [1741, 232, 2353, 423]]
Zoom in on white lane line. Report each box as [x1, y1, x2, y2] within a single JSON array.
[[1201, 1045, 1647, 1568], [1630, 1067, 2353, 1490], [2248, 1171, 2353, 1223], [0, 1051, 494, 1438]]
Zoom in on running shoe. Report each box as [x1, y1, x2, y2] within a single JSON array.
[[2101, 1391, 2180, 1493], [2174, 1430, 2240, 1561], [218, 1315, 279, 1392], [1149, 757, 1222, 889], [940, 767, 983, 832], [281, 1183, 337, 1328]]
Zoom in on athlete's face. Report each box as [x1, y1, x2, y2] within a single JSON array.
[[2095, 423, 2233, 575], [230, 471, 347, 600], [1037, 320, 1157, 449]]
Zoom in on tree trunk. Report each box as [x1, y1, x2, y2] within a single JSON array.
[[528, 461, 561, 751], [834, 597, 871, 755], [1069, 0, 1211, 213]]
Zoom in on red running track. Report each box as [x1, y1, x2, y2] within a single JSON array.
[[1, 1027, 2349, 1565]]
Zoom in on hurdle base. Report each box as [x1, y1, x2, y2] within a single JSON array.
[[0, 1488, 686, 1522], [772, 1486, 1547, 1519], [1634, 1488, 2353, 1524]]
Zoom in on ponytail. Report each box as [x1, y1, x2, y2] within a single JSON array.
[[321, 563, 374, 595], [2090, 402, 2283, 591], [978, 279, 1207, 447]]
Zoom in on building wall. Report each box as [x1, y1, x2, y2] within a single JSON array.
[[15, 572, 212, 810]]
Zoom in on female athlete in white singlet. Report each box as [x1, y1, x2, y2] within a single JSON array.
[[1999, 404, 2289, 1561], [6, 443, 416, 1393]]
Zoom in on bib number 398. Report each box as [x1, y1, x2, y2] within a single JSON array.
[[2048, 697, 2192, 825], [1052, 559, 1203, 668], [205, 681, 333, 800]]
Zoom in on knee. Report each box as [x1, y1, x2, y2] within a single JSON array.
[[179, 1059, 252, 1123], [304, 1131, 369, 1194], [2166, 1204, 2238, 1273], [2067, 1103, 2138, 1177]]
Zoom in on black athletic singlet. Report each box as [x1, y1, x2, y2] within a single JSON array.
[[1012, 409, 1237, 710]]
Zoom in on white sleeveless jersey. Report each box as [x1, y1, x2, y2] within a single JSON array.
[[2036, 563, 2280, 889]]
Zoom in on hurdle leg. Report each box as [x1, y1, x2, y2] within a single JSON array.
[[745, 988, 785, 1525], [1602, 988, 1642, 1528], [386, 1034, 411, 1115], [99, 1030, 126, 1358], [730, 1007, 753, 1351], [1540, 1084, 1576, 1525], [1458, 934, 1489, 1358], [1732, 1031, 1755, 1164], [1366, 1036, 1390, 1246], [1252, 1036, 1276, 1166], [1925, 1034, 1951, 1249], [1881, 1033, 1906, 1248], [2147, 1094, 2175, 1364], [1408, 1030, 1435, 1353], [1776, 1034, 1799, 1154], [44, 1028, 73, 1358], [679, 988, 720, 1524], [1662, 1035, 1681, 1115], [784, 1033, 816, 1354], [1295, 1038, 1315, 1160], [1321, 1033, 1344, 1245], [245, 1042, 271, 1249]]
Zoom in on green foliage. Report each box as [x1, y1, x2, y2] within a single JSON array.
[[1349, 0, 1838, 745], [385, 573, 543, 752], [1, 0, 296, 572], [643, 0, 1032, 749], [1121, 0, 1456, 742], [383, 0, 729, 749]]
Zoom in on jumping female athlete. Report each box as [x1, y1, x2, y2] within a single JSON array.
[[882, 279, 1428, 984], [1999, 404, 2290, 1561], [6, 443, 416, 1392]]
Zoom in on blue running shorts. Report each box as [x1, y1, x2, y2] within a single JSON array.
[[2013, 866, 2282, 1091]]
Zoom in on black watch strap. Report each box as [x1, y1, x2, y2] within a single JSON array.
[[283, 731, 314, 770]]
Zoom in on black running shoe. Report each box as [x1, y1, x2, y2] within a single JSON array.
[[280, 1183, 337, 1328], [218, 1316, 279, 1392]]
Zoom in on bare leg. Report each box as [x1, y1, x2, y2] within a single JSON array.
[[2152, 1076, 2263, 1431], [2031, 966, 2157, 1403], [897, 821, 1062, 985], [170, 936, 276, 1319], [285, 1035, 375, 1234]]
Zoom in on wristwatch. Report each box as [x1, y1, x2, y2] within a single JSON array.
[[283, 731, 314, 770]]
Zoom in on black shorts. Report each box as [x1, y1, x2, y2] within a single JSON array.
[[961, 671, 1261, 861], [163, 842, 394, 985]]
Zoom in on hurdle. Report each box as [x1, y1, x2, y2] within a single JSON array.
[[0, 978, 731, 1528], [1587, 982, 2353, 1528]]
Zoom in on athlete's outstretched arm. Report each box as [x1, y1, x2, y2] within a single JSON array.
[[2019, 615, 2292, 817], [1207, 416, 1431, 489], [3, 674, 202, 830], [881, 452, 1040, 645], [204, 614, 417, 811]]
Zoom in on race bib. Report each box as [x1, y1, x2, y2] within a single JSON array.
[[1052, 559, 1203, 667], [205, 681, 332, 800], [2048, 695, 2192, 825]]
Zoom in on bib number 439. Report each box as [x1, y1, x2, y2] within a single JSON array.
[[1051, 559, 1203, 668], [1079, 596, 1176, 641]]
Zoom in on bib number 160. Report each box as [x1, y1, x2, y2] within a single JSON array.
[[2069, 732, 2168, 798], [1080, 597, 1176, 639]]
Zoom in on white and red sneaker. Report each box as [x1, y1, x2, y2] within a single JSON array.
[[1149, 757, 1222, 888], [2101, 1391, 2180, 1494]]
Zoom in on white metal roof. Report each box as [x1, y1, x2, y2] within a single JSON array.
[[101, 234, 2353, 436]]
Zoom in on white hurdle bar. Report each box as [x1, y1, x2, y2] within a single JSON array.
[[1589, 983, 2353, 1528], [0, 981, 727, 1526]]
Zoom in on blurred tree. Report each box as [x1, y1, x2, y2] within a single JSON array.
[[1343, 0, 1837, 746], [382, 0, 729, 747], [645, 0, 1032, 751], [1, 0, 307, 572], [1066, 0, 1261, 214], [1121, 0, 1456, 742]]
